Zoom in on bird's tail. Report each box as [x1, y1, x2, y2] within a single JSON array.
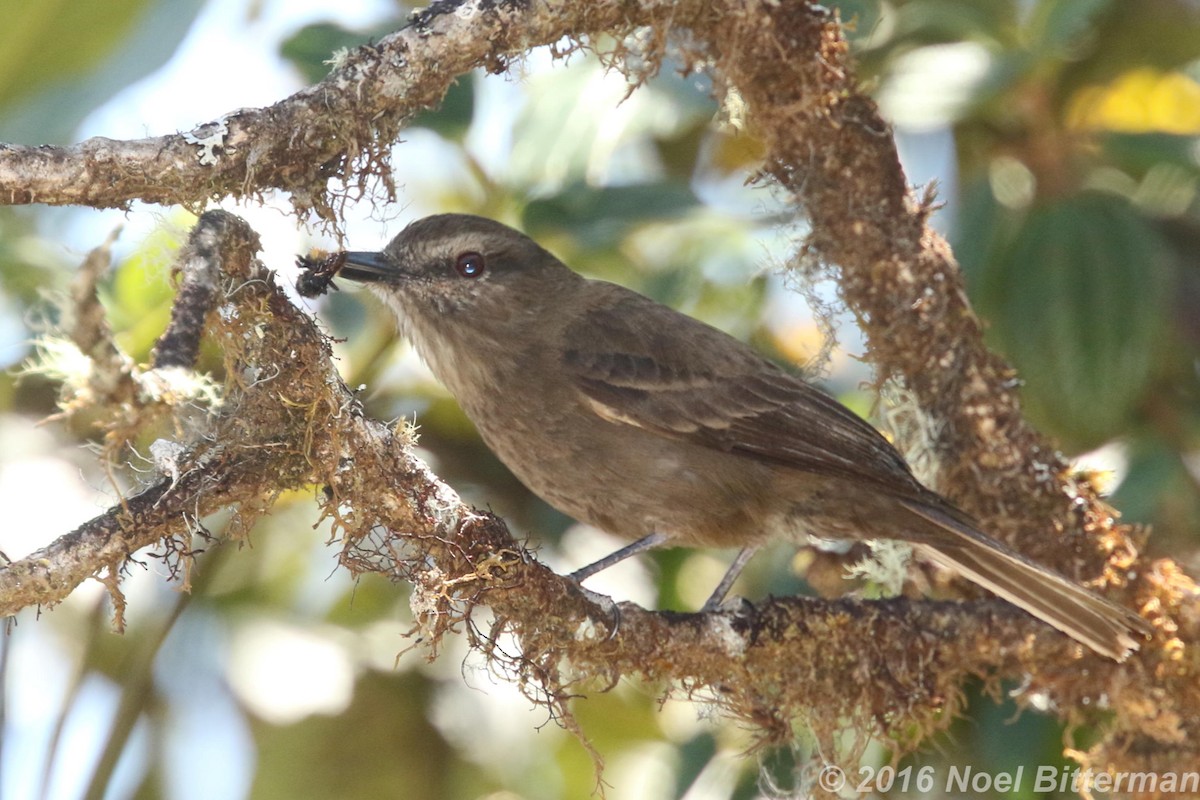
[[902, 500, 1152, 661]]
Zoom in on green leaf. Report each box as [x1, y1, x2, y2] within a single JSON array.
[[0, 0, 146, 108], [672, 734, 719, 798], [977, 193, 1173, 450], [508, 56, 716, 190], [1112, 438, 1190, 524], [1025, 0, 1114, 56], [279, 22, 374, 84], [410, 74, 475, 140], [1095, 1, 1200, 73], [251, 671, 464, 800], [281, 21, 474, 139], [1101, 132, 1200, 178], [102, 222, 186, 361], [0, 0, 203, 143], [521, 181, 700, 247], [953, 177, 1024, 293], [890, 1, 1019, 47]]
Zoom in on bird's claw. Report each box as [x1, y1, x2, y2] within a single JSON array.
[[700, 593, 755, 616], [575, 583, 622, 641]]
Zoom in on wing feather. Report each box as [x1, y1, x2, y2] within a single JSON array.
[[562, 287, 920, 495]]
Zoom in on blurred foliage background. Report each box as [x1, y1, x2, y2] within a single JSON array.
[[0, 0, 1197, 798]]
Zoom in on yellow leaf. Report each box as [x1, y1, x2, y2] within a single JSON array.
[[1068, 68, 1200, 134]]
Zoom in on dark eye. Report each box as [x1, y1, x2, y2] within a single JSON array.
[[454, 251, 485, 278]]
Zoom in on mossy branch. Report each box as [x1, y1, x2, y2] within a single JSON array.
[[0, 210, 1128, 771]]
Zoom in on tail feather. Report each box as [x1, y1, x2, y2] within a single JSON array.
[[902, 500, 1152, 661]]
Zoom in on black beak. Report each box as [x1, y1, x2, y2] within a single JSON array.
[[338, 251, 399, 283]]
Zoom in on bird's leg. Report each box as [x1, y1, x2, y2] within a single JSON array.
[[569, 531, 668, 583], [700, 546, 760, 611], [568, 533, 667, 642]]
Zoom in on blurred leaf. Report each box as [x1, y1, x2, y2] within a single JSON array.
[[279, 21, 376, 84], [1100, 132, 1200, 178], [103, 224, 184, 362], [251, 671, 465, 800], [1059, 0, 1200, 90], [1067, 69, 1200, 134], [977, 193, 1173, 450], [1113, 439, 1189, 525], [571, 687, 661, 752], [0, 213, 67, 303], [411, 75, 475, 140], [522, 182, 700, 248], [0, 0, 204, 143], [508, 56, 715, 191], [890, 0, 1018, 47], [971, 683, 1070, 788], [927, 678, 1075, 800], [281, 21, 474, 139], [672, 734, 719, 798], [0, 0, 150, 108], [704, 127, 766, 176], [1025, 0, 1113, 57], [653, 122, 708, 180], [952, 177, 1024, 290]]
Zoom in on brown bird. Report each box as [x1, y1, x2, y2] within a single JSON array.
[[315, 213, 1151, 660]]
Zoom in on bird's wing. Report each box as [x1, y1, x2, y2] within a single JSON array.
[[561, 287, 920, 494]]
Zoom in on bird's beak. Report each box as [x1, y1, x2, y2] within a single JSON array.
[[337, 251, 399, 284]]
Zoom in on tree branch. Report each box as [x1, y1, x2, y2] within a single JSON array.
[[0, 210, 1102, 762], [0, 0, 686, 218]]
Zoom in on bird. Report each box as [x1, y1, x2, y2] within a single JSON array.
[[301, 212, 1152, 660]]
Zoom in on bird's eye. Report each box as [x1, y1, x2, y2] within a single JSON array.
[[454, 251, 486, 278]]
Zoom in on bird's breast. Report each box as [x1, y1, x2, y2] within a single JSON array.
[[470, 395, 778, 549], [397, 311, 780, 548]]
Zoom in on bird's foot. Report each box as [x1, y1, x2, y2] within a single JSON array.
[[700, 593, 755, 615], [573, 583, 622, 641], [699, 546, 761, 611]]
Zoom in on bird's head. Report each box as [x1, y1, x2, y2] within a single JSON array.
[[340, 214, 577, 322]]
